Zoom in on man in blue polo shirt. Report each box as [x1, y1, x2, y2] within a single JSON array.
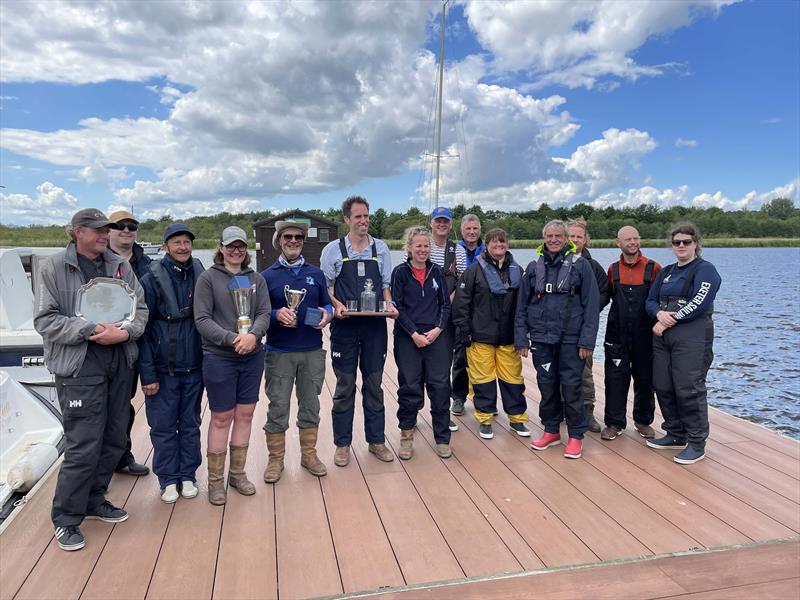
[[320, 196, 399, 467], [261, 220, 333, 483]]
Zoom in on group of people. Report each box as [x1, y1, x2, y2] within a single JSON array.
[[34, 198, 721, 552]]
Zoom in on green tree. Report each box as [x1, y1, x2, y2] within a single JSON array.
[[761, 198, 796, 220]]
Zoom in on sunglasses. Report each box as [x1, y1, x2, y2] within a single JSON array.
[[671, 239, 694, 247], [225, 244, 247, 252], [282, 234, 305, 241], [117, 223, 139, 232]]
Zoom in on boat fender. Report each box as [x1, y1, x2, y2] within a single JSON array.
[[7, 442, 58, 492]]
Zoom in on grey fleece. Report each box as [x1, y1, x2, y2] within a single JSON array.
[[194, 264, 271, 358], [33, 241, 148, 377]]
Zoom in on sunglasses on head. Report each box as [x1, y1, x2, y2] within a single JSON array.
[[282, 233, 305, 241], [671, 238, 694, 247], [117, 223, 138, 232]]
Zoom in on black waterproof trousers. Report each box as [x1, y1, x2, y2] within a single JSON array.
[[394, 332, 451, 444], [52, 343, 132, 527], [330, 318, 388, 447], [652, 316, 714, 450], [533, 342, 589, 439], [603, 334, 656, 429]]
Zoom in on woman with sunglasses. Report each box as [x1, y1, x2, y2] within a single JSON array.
[[194, 226, 271, 504], [645, 222, 721, 464]]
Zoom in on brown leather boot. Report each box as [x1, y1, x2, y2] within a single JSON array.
[[263, 431, 285, 484], [207, 450, 227, 506], [228, 444, 256, 496], [398, 429, 414, 460], [299, 427, 327, 477], [368, 442, 395, 462]]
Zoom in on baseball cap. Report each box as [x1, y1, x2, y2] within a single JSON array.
[[108, 209, 139, 224], [164, 223, 195, 243], [71, 208, 116, 229], [431, 206, 453, 221], [220, 226, 248, 246]]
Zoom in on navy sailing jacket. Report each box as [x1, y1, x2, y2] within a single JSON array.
[[138, 254, 204, 385], [514, 243, 600, 349]]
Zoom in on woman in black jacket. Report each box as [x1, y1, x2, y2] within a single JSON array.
[[451, 228, 529, 440], [391, 226, 452, 459]]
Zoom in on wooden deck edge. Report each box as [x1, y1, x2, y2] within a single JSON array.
[[0, 453, 62, 536], [708, 404, 800, 446], [329, 535, 800, 600]]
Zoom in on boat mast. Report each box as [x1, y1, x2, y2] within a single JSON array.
[[433, 0, 448, 209]]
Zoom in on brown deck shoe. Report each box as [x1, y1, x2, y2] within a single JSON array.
[[368, 443, 395, 462], [334, 445, 350, 467], [601, 426, 623, 440], [635, 423, 656, 438]]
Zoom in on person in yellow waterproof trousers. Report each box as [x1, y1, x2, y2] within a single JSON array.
[[451, 228, 529, 439]]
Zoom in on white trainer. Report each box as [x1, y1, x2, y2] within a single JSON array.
[[180, 480, 199, 499], [160, 484, 179, 503]]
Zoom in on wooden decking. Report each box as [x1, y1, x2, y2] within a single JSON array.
[[2, 327, 798, 600]]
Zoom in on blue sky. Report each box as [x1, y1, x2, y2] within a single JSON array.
[[1, 0, 798, 225]]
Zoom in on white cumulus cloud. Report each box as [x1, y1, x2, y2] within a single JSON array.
[[0, 181, 79, 224]]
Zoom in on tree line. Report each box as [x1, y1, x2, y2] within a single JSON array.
[[1, 198, 797, 248]]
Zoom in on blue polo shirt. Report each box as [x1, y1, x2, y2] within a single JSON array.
[[261, 260, 333, 352]]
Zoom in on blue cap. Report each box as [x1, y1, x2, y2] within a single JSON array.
[[163, 223, 195, 243], [431, 206, 453, 221]]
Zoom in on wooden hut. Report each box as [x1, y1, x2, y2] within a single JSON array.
[[253, 209, 340, 271]]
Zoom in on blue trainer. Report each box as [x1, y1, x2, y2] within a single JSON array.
[[674, 446, 705, 465], [646, 435, 688, 450]]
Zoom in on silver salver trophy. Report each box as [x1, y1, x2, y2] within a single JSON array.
[[75, 277, 137, 325], [231, 285, 254, 334], [283, 285, 307, 328]]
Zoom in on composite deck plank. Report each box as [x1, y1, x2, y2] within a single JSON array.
[[380, 414, 526, 578], [370, 541, 800, 600], [378, 371, 536, 575], [724, 439, 800, 480], [80, 456, 171, 600], [366, 470, 465, 585], [435, 411, 599, 568], [707, 407, 800, 458], [602, 435, 794, 541], [272, 388, 343, 600], [653, 539, 800, 593], [212, 397, 279, 600], [660, 578, 800, 600], [582, 451, 750, 548], [458, 415, 659, 560], [0, 461, 59, 600], [702, 439, 800, 502], [145, 408, 221, 600]]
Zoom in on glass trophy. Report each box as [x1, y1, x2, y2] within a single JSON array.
[[360, 278, 377, 313]]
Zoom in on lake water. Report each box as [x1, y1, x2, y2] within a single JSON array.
[[196, 247, 800, 439]]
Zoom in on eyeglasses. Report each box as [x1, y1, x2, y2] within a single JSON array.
[[225, 244, 247, 253], [282, 234, 305, 241], [117, 223, 138, 232], [671, 239, 694, 247]]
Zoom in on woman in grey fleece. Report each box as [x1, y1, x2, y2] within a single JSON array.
[[194, 226, 270, 505]]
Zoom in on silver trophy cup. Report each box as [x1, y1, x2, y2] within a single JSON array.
[[231, 286, 254, 334], [283, 285, 307, 328]]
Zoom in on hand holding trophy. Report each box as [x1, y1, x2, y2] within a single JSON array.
[[283, 285, 307, 328]]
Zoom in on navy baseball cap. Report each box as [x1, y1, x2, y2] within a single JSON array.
[[163, 223, 195, 243], [431, 206, 453, 221]]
